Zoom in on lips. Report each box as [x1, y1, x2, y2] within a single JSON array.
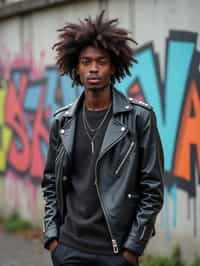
[[87, 77, 101, 80], [87, 77, 101, 84]]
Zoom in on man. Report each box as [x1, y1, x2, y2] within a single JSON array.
[[41, 11, 164, 266]]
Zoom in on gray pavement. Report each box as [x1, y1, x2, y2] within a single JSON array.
[[0, 231, 52, 266]]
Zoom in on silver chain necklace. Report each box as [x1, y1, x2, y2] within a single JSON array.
[[82, 103, 112, 154]]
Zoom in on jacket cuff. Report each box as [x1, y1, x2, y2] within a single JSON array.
[[124, 224, 155, 256], [43, 225, 58, 249]]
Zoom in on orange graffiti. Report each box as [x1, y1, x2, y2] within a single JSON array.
[[173, 80, 200, 181]]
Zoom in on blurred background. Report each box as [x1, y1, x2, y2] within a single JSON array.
[[0, 0, 199, 264]]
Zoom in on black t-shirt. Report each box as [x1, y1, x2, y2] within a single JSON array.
[[59, 105, 113, 255]]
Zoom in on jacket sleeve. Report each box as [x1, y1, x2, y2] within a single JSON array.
[[41, 118, 60, 249], [124, 109, 164, 256]]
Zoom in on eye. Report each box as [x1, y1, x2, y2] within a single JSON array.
[[99, 59, 108, 65], [81, 59, 90, 66]]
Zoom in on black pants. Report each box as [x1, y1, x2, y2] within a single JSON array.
[[51, 243, 139, 266]]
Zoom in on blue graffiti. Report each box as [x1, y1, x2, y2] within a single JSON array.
[[116, 32, 196, 173]]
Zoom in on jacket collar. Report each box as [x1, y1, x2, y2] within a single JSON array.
[[112, 88, 133, 114], [63, 87, 133, 118], [60, 87, 133, 160]]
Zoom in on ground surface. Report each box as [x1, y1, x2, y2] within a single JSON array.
[[0, 230, 51, 266]]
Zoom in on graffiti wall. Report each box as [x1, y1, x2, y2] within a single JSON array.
[[0, 30, 199, 241], [0, 46, 82, 222]]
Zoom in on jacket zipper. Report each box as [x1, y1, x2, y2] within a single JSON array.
[[94, 179, 119, 254], [55, 146, 65, 163], [115, 141, 135, 175], [94, 128, 127, 254]]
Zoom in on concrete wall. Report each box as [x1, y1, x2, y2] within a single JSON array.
[[0, 0, 199, 261]]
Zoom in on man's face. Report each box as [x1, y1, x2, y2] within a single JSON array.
[[77, 46, 115, 91]]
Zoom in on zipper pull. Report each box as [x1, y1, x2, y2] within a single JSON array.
[[112, 239, 119, 254]]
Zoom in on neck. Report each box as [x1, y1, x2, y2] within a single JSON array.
[[84, 86, 112, 111]]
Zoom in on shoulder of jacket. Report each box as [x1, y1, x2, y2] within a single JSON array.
[[53, 102, 73, 117], [128, 97, 152, 111]]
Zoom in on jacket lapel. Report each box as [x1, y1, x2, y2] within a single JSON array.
[[58, 93, 84, 157], [99, 88, 133, 156], [99, 117, 128, 157], [60, 117, 76, 158]]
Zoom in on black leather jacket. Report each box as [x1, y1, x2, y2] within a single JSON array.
[[41, 88, 164, 256]]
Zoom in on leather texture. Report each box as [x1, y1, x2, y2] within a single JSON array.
[[41, 88, 164, 256]]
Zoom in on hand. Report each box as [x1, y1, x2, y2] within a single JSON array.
[[48, 239, 58, 253], [122, 249, 138, 264]]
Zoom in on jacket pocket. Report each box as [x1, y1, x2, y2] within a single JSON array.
[[126, 193, 140, 211], [115, 141, 135, 175]]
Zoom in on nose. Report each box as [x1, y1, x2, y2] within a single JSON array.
[[89, 62, 98, 73]]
